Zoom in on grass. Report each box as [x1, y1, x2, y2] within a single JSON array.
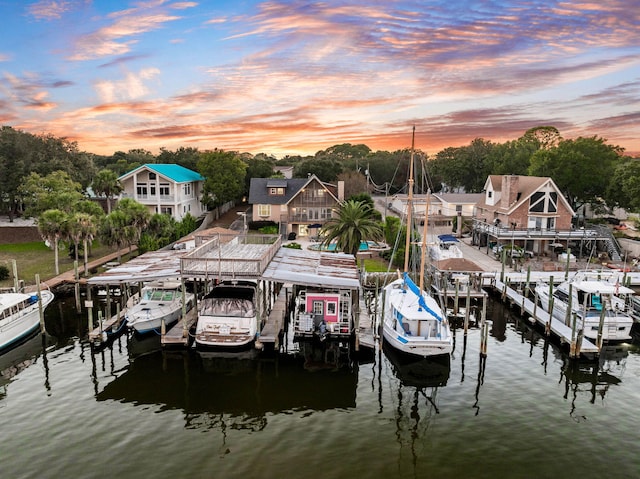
[[0, 241, 120, 288], [361, 256, 391, 272]]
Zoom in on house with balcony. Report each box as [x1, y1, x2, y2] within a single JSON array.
[[118, 164, 206, 222], [471, 175, 619, 260], [248, 175, 344, 238]]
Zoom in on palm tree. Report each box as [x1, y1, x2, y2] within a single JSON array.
[[320, 200, 383, 256], [37, 209, 68, 275], [92, 169, 123, 213]]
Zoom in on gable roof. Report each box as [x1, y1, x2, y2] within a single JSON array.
[[248, 174, 340, 205], [119, 164, 204, 183], [477, 175, 574, 215]]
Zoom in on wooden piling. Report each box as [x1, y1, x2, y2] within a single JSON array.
[[36, 274, 45, 334], [596, 306, 606, 351], [86, 285, 94, 333], [569, 311, 577, 358]]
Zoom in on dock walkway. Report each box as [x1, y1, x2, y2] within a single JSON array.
[[493, 278, 599, 354]]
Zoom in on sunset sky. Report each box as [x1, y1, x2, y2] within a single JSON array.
[[1, 0, 638, 158]]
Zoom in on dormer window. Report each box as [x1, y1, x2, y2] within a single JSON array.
[[269, 187, 285, 195]]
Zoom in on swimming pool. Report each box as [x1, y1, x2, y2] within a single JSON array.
[[307, 241, 388, 252]]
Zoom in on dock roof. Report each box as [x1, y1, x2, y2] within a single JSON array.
[[261, 248, 361, 289]]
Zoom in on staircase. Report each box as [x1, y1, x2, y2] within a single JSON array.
[[592, 224, 622, 261]]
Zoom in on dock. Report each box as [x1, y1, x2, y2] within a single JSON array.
[[493, 278, 599, 355], [259, 286, 287, 350], [161, 308, 198, 347]]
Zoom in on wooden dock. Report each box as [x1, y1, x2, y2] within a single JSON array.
[[259, 287, 288, 349], [357, 295, 376, 350], [161, 308, 198, 347], [88, 311, 127, 343], [493, 278, 599, 355]]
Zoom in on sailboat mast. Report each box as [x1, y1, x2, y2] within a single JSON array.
[[404, 126, 415, 273], [419, 188, 430, 292]]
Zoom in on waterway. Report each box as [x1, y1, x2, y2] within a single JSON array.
[[2, 294, 639, 479]]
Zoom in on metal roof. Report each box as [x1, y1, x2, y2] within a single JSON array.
[[87, 250, 184, 285], [261, 248, 361, 289]]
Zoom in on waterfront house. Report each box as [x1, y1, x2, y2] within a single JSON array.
[[118, 164, 206, 222], [248, 175, 344, 239]]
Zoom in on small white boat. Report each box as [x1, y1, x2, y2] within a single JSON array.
[[1, 289, 54, 352], [429, 234, 463, 261], [535, 273, 634, 342], [195, 280, 259, 350], [125, 281, 194, 335]]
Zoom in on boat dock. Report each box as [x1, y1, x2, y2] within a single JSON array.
[[258, 286, 288, 350], [161, 308, 198, 347], [492, 278, 599, 356]]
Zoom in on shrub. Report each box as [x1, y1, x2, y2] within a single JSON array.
[[0, 264, 9, 281]]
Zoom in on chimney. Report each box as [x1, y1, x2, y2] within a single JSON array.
[[501, 175, 519, 208], [338, 180, 345, 201]]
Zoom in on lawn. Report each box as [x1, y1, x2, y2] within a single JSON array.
[[0, 241, 121, 288]]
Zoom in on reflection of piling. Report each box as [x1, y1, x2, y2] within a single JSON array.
[[37, 274, 45, 334], [479, 316, 489, 356]]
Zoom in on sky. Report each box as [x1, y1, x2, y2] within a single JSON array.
[[0, 0, 638, 158]]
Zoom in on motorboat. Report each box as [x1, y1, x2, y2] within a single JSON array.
[[381, 129, 452, 358], [125, 281, 194, 335], [1, 288, 54, 353], [429, 234, 463, 261], [535, 273, 634, 342], [195, 280, 259, 350]]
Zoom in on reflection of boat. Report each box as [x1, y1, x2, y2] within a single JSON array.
[[1, 289, 54, 352], [381, 129, 452, 358], [0, 333, 45, 387], [96, 352, 357, 429], [535, 273, 634, 341], [125, 281, 194, 335], [195, 280, 259, 350], [429, 234, 463, 261], [383, 341, 450, 388]]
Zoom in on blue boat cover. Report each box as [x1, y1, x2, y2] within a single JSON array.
[[437, 234, 459, 243], [402, 272, 443, 321]]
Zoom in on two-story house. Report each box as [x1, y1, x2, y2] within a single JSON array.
[[118, 164, 206, 221], [472, 175, 583, 256], [248, 175, 344, 238]]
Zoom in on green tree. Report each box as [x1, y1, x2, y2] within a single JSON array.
[[92, 169, 123, 213], [116, 198, 151, 253], [99, 210, 129, 262], [157, 146, 200, 171], [529, 136, 624, 211], [605, 158, 640, 212], [37, 209, 69, 275], [198, 150, 247, 208], [19, 171, 84, 218], [293, 157, 343, 182], [320, 200, 383, 256], [243, 156, 275, 196]]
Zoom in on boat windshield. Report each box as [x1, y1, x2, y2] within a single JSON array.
[[200, 297, 255, 318]]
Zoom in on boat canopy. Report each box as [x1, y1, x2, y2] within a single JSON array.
[[437, 234, 459, 244], [402, 272, 443, 321]]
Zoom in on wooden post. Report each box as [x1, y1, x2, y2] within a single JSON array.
[[36, 274, 45, 334], [569, 311, 577, 358], [565, 283, 573, 326], [500, 249, 506, 282], [161, 317, 166, 337], [86, 285, 93, 333], [454, 278, 460, 316], [596, 306, 606, 351], [525, 266, 531, 298], [464, 286, 471, 333], [12, 259, 19, 292], [547, 276, 554, 314], [564, 247, 571, 280], [181, 278, 188, 338], [74, 260, 80, 312]]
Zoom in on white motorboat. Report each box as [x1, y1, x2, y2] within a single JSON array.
[[1, 288, 54, 352], [535, 273, 634, 342], [429, 234, 463, 261], [195, 280, 259, 350], [381, 129, 452, 358], [125, 281, 194, 335]]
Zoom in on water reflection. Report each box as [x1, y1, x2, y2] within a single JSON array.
[[0, 333, 52, 399], [382, 343, 450, 470], [96, 348, 358, 431]]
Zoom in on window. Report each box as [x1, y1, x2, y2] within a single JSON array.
[[150, 185, 156, 195], [149, 172, 156, 180], [183, 183, 192, 196], [160, 206, 172, 215], [313, 301, 324, 315], [258, 204, 271, 217], [136, 183, 148, 196], [269, 187, 285, 195], [326, 301, 337, 316], [456, 205, 462, 212], [159, 183, 170, 196], [529, 190, 558, 213]]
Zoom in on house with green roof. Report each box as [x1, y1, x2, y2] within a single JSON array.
[[118, 164, 206, 221]]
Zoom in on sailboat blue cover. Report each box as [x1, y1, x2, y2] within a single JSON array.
[[402, 272, 442, 321]]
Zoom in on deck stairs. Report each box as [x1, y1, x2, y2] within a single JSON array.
[[591, 224, 622, 261]]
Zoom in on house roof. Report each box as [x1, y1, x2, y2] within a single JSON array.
[[477, 175, 574, 215], [433, 192, 484, 204], [248, 174, 340, 206], [119, 164, 204, 183]]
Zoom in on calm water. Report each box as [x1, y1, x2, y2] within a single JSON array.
[[2, 294, 640, 479]]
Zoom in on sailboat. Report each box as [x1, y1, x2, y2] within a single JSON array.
[[381, 128, 453, 358]]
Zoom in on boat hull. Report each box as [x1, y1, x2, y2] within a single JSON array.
[[1, 290, 54, 353], [381, 277, 452, 359]]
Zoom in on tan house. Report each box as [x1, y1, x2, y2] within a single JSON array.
[[119, 164, 206, 222], [248, 175, 344, 238]]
